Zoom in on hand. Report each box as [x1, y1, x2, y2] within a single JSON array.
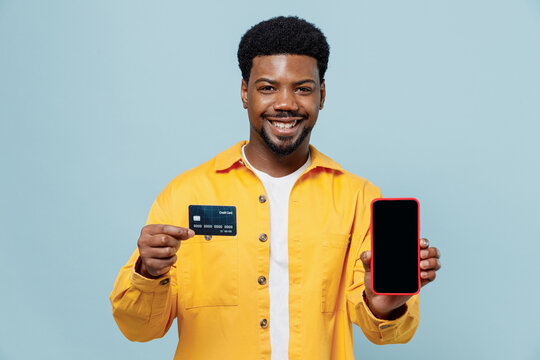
[[419, 238, 441, 286], [360, 237, 441, 319], [137, 224, 195, 279]]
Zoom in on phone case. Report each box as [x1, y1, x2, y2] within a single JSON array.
[[370, 197, 421, 296]]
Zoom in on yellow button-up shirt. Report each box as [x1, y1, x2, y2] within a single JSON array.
[[110, 141, 419, 359]]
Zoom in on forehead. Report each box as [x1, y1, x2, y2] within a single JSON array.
[[250, 54, 319, 83]]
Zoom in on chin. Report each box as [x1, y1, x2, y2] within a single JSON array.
[[261, 128, 311, 157]]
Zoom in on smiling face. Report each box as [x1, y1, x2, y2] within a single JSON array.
[[241, 54, 325, 157]]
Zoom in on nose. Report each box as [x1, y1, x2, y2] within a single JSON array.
[[273, 89, 299, 112]]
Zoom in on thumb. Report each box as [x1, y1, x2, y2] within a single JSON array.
[[360, 250, 372, 273]]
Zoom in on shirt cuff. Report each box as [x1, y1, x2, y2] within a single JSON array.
[[361, 292, 410, 337], [130, 257, 171, 292]]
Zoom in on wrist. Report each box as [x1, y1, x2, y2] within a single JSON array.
[[135, 257, 161, 279], [363, 291, 407, 320]]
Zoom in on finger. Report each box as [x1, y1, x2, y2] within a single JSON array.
[[146, 234, 181, 249], [360, 251, 374, 295], [420, 247, 441, 259], [146, 264, 171, 277], [420, 238, 429, 249], [143, 245, 178, 259], [145, 256, 177, 273], [144, 224, 195, 239], [420, 258, 441, 271], [149, 267, 170, 277], [360, 250, 371, 273], [421, 270, 437, 286]]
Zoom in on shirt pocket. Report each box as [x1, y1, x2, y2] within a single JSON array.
[[180, 236, 239, 309], [321, 233, 350, 313]]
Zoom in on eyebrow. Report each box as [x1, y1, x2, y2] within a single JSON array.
[[254, 78, 317, 86]]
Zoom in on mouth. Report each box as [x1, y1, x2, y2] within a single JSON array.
[[268, 119, 301, 130]]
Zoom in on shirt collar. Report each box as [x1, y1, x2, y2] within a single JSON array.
[[214, 140, 343, 173]]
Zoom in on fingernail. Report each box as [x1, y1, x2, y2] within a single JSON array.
[[420, 250, 428, 258], [420, 260, 429, 268], [188, 229, 195, 237], [421, 271, 427, 279]]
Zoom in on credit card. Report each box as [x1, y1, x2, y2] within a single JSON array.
[[188, 205, 237, 236]]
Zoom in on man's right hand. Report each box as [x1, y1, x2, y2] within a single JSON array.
[[137, 224, 195, 279]]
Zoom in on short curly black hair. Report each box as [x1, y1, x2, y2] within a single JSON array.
[[237, 16, 330, 83]]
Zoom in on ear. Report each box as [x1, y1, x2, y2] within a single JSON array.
[[241, 78, 248, 109], [319, 79, 326, 110]]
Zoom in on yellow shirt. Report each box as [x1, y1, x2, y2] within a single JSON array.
[[110, 141, 420, 359]]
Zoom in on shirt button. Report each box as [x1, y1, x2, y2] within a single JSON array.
[[159, 278, 170, 285], [380, 325, 390, 329], [258, 276, 267, 285], [260, 318, 268, 328], [259, 195, 267, 203], [259, 233, 268, 242], [204, 235, 212, 241]]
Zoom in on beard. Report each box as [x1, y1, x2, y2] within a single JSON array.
[[258, 122, 312, 157]]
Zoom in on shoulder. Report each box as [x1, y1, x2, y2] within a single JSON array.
[[339, 167, 380, 193], [337, 169, 381, 201], [310, 145, 381, 199], [162, 140, 245, 192], [160, 154, 218, 198]]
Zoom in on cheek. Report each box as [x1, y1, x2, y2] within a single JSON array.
[[248, 95, 274, 114], [302, 99, 320, 115], [246, 98, 267, 126]]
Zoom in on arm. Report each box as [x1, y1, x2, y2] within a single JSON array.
[[346, 228, 420, 345], [345, 184, 441, 344], [110, 249, 178, 342], [345, 184, 420, 344], [110, 192, 193, 342]]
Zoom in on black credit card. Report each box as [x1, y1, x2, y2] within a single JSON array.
[[188, 205, 237, 236]]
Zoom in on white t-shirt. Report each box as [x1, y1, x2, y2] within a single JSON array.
[[242, 145, 311, 360]]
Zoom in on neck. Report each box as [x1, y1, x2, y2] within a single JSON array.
[[244, 137, 310, 177]]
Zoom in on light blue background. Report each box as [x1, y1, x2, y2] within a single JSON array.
[[1, 0, 539, 359]]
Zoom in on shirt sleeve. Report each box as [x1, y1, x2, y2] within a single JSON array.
[[110, 193, 179, 342], [345, 184, 420, 344]]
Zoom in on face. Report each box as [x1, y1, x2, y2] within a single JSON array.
[[241, 54, 326, 156]]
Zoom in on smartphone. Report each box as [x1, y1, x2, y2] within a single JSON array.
[[370, 198, 420, 295]]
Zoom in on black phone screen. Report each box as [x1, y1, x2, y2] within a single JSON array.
[[371, 198, 419, 294]]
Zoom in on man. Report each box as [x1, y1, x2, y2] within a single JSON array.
[[110, 16, 441, 360]]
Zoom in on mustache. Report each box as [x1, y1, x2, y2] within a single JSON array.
[[263, 111, 308, 120]]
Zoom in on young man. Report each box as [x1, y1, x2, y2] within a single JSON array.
[[110, 16, 441, 360]]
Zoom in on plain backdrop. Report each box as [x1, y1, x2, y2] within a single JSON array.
[[1, 0, 539, 359]]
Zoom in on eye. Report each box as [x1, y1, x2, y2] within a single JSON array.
[[258, 85, 276, 93], [296, 87, 313, 93]]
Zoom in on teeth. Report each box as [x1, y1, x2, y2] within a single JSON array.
[[271, 120, 297, 129]]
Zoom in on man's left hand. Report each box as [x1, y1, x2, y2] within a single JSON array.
[[360, 237, 441, 320]]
